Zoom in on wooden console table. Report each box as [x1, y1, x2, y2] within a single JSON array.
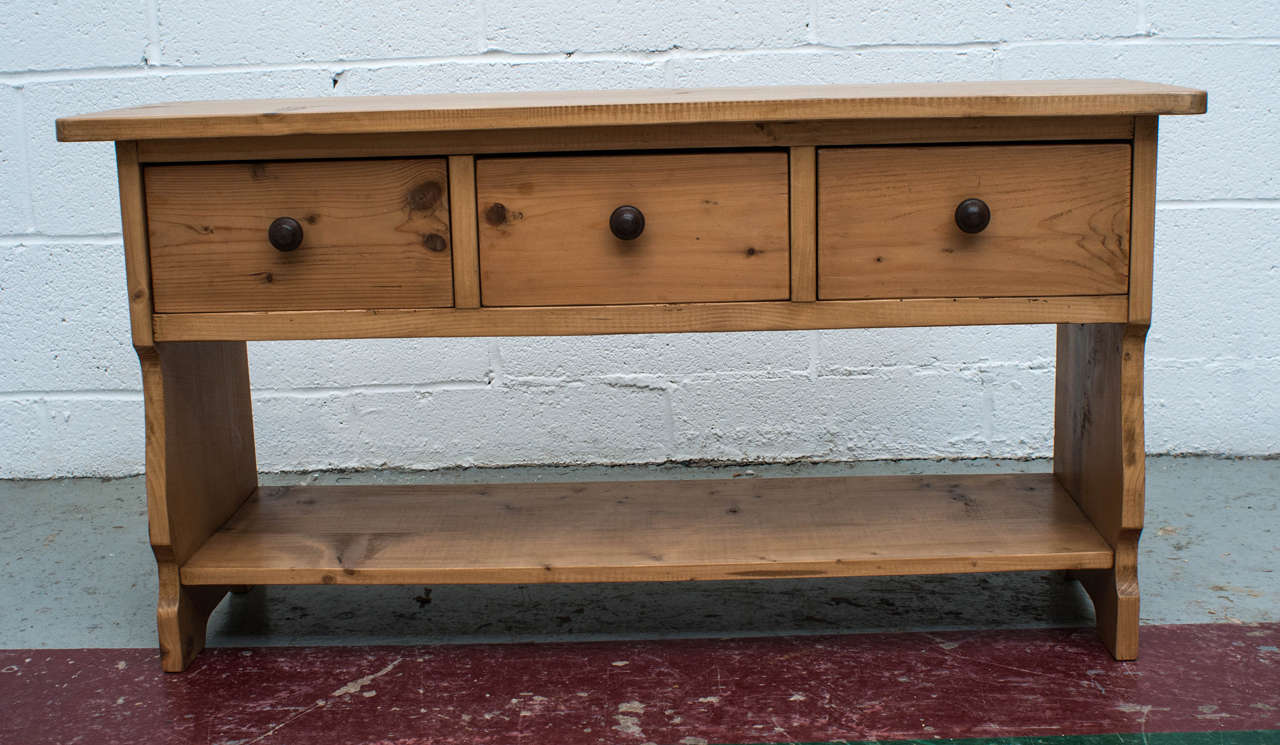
[[58, 80, 1206, 671]]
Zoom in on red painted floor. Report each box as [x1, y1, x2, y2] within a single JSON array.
[[1, 623, 1278, 745]]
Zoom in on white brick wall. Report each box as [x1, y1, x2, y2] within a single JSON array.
[[1, 2, 1276, 477]]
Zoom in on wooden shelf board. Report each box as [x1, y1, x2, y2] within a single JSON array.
[[57, 80, 1205, 142], [180, 473, 1112, 586]]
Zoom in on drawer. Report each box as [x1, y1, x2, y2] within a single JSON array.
[[146, 159, 453, 312], [476, 152, 790, 306], [818, 144, 1131, 300]]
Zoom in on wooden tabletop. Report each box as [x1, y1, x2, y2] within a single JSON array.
[[57, 79, 1205, 142]]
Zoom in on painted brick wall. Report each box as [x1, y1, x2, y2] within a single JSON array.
[[1, 1, 1276, 477]]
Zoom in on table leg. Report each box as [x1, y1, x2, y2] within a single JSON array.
[[138, 341, 258, 671], [1054, 322, 1147, 660]]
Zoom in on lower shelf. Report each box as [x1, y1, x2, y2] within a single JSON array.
[[180, 473, 1113, 586]]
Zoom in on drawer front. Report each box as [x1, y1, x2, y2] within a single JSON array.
[[818, 144, 1131, 300], [477, 152, 790, 306], [146, 159, 453, 312]]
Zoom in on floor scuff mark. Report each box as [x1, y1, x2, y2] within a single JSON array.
[[613, 700, 646, 737], [330, 658, 402, 698]]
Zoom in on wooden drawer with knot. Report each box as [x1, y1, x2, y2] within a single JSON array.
[[146, 158, 454, 312], [818, 144, 1133, 300]]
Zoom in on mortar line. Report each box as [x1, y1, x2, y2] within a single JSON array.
[[253, 382, 491, 398], [978, 367, 995, 449], [14, 87, 36, 232], [4, 356, 1263, 405], [0, 390, 143, 402], [991, 39, 1007, 79], [0, 45, 962, 83], [487, 340, 505, 387], [144, 0, 161, 66], [477, 0, 490, 54], [807, 330, 820, 381], [0, 234, 124, 246], [1002, 35, 1280, 47], [661, 387, 677, 455], [0, 382, 494, 402], [1157, 199, 1280, 210], [10, 36, 1274, 84]]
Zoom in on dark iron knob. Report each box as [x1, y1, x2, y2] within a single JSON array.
[[609, 205, 645, 241], [954, 198, 991, 234], [268, 217, 304, 251]]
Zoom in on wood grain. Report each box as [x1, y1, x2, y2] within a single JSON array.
[[477, 152, 790, 306], [1129, 116, 1159, 324], [156, 563, 226, 674], [67, 84, 1205, 671], [139, 341, 257, 671], [789, 146, 817, 302], [57, 79, 1205, 141], [115, 141, 154, 346], [141, 342, 258, 566], [146, 159, 453, 312], [133, 116, 1136, 163], [180, 473, 1113, 586], [448, 155, 481, 308], [1054, 322, 1148, 660], [152, 295, 1128, 341], [819, 144, 1132, 300]]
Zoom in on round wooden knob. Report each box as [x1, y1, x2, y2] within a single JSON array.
[[954, 198, 991, 234], [609, 205, 645, 241], [268, 217, 304, 251]]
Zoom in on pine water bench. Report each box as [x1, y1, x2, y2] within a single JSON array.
[[57, 79, 1206, 671]]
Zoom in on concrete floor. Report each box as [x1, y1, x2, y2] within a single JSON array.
[[1, 455, 1275, 651]]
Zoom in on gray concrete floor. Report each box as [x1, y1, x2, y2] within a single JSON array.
[[0, 456, 1275, 650]]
